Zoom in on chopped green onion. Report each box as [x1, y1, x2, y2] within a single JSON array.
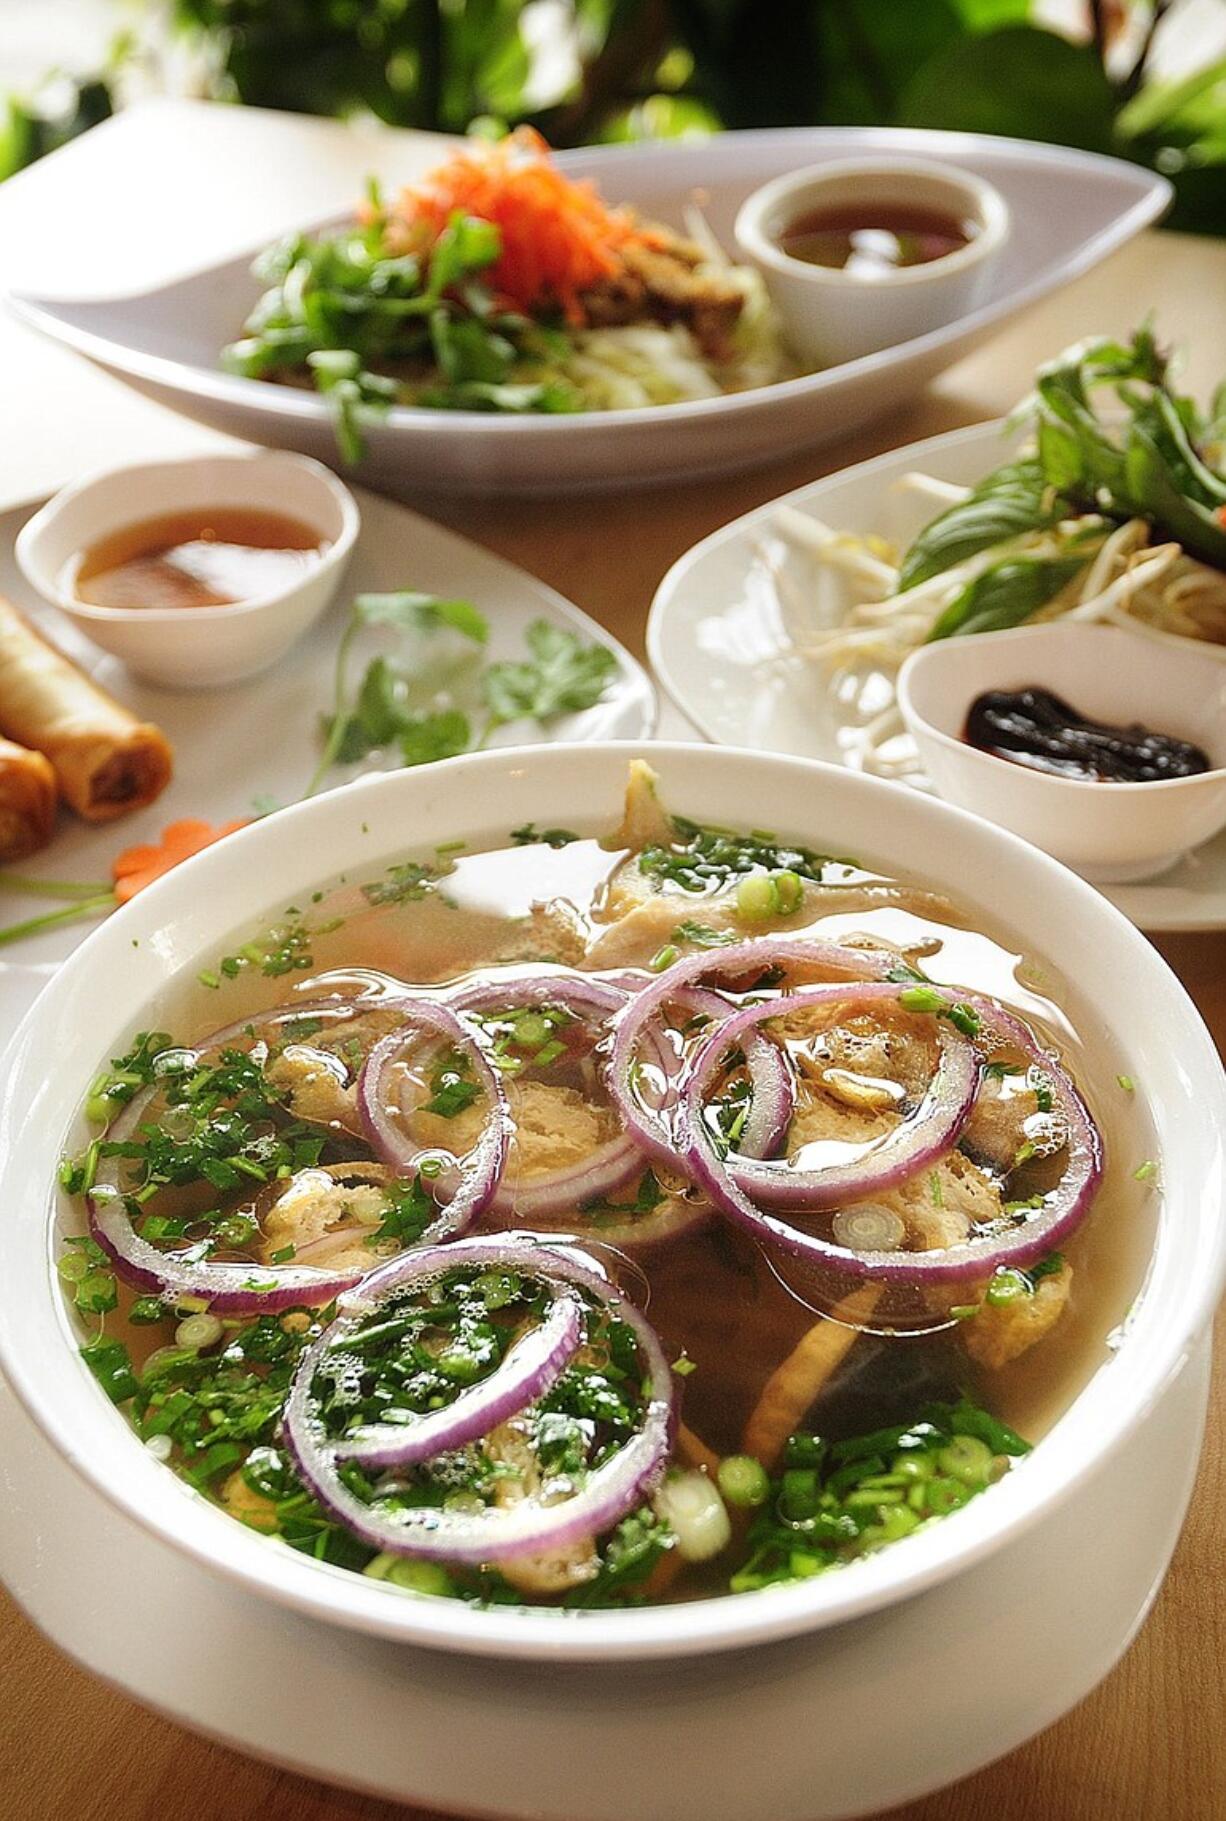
[[937, 1435, 994, 1488], [717, 1454, 770, 1509], [735, 873, 779, 923]]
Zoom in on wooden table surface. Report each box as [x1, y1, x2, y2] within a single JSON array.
[[0, 102, 1223, 1821]]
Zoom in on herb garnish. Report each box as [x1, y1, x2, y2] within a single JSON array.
[[640, 817, 839, 894], [729, 1400, 1029, 1594], [310, 592, 619, 797]]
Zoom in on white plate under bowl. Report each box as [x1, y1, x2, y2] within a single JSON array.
[[0, 487, 654, 1028], [1, 743, 1223, 1665], [0, 1337, 1208, 1820], [5, 129, 1168, 497], [648, 418, 1226, 930]]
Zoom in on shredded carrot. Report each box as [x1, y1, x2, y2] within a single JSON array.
[[741, 1286, 883, 1471], [387, 127, 639, 324], [112, 817, 249, 903]]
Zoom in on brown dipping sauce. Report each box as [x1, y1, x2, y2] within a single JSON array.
[[779, 202, 975, 276], [70, 508, 327, 610], [965, 687, 1212, 783]]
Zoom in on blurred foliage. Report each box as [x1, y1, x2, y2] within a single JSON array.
[[2, 0, 1224, 232]]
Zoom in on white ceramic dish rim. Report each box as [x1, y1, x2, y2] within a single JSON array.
[[897, 623, 1226, 798], [5, 128, 1170, 438], [733, 155, 1010, 289], [14, 450, 360, 625], [0, 741, 1222, 1663]]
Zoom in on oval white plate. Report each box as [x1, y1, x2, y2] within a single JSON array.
[[648, 418, 1226, 930], [6, 129, 1167, 497], [0, 486, 654, 1026]]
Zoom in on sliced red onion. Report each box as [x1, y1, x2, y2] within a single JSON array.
[[358, 1001, 510, 1241], [713, 985, 979, 1210], [607, 937, 888, 1169], [306, 1281, 584, 1472], [196, 995, 414, 1138], [282, 1235, 675, 1563], [680, 986, 1103, 1283], [448, 972, 630, 1022], [86, 1085, 367, 1315], [449, 972, 664, 1230]]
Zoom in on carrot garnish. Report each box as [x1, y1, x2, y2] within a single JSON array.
[[388, 127, 638, 324], [112, 817, 249, 904]]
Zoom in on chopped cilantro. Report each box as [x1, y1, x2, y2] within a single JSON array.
[[639, 817, 839, 894]]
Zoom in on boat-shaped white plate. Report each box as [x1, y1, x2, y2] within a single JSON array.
[[0, 486, 654, 1025], [6, 129, 1168, 497], [648, 418, 1226, 931]]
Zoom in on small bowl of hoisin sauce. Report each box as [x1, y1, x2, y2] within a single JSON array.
[[16, 451, 359, 689], [734, 157, 1010, 367], [898, 621, 1226, 883]]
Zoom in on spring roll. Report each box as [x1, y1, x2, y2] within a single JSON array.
[[0, 596, 173, 822], [0, 737, 57, 860]]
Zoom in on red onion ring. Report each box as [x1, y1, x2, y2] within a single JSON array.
[[86, 1083, 368, 1314], [282, 1235, 675, 1564], [449, 971, 693, 1240], [300, 1278, 585, 1473], [614, 983, 795, 1171], [448, 974, 646, 1221], [681, 986, 1102, 1284], [608, 936, 890, 1167], [358, 1001, 510, 1241], [710, 984, 979, 1210]]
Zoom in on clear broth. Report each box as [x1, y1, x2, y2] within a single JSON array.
[[60, 815, 1155, 1607]]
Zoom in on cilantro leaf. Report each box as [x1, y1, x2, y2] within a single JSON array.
[[352, 592, 489, 645], [483, 621, 619, 728], [398, 709, 471, 768]]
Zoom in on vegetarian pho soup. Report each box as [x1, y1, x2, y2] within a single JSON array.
[[58, 765, 1152, 1609]]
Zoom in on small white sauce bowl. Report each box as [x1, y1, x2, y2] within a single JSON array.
[[16, 451, 359, 690], [898, 622, 1226, 883], [734, 157, 1010, 368]]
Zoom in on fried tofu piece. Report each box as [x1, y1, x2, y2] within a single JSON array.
[[221, 1468, 280, 1534], [409, 1078, 616, 1182], [962, 1261, 1074, 1371], [257, 1164, 396, 1271], [485, 1417, 599, 1595], [266, 1044, 358, 1132]]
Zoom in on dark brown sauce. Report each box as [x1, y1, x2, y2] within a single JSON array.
[[965, 687, 1212, 783], [778, 202, 974, 274], [70, 508, 327, 610]]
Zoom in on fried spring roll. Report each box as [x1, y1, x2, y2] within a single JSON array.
[[0, 596, 173, 822], [0, 737, 57, 860]]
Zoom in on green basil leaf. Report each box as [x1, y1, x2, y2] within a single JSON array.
[[926, 555, 1085, 642], [898, 459, 1062, 590], [1121, 428, 1226, 570]]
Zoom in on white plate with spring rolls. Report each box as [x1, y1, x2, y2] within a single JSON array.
[[648, 418, 1226, 932], [0, 487, 654, 1025]]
